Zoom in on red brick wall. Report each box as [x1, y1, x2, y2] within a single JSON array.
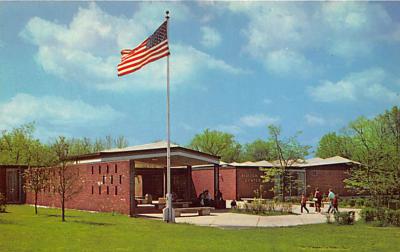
[[305, 164, 352, 198], [236, 168, 274, 199], [0, 168, 6, 196], [26, 161, 131, 214], [219, 168, 236, 200], [192, 168, 215, 199]]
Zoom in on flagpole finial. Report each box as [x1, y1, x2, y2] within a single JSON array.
[[165, 10, 170, 19]]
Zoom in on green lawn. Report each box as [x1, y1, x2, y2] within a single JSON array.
[[1, 205, 400, 252]]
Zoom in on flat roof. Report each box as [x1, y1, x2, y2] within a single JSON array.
[[225, 156, 359, 168], [68, 141, 220, 167]]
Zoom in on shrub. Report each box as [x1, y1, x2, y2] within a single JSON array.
[[0, 193, 6, 213], [361, 207, 378, 222], [361, 207, 400, 226], [349, 199, 356, 207], [356, 198, 365, 207], [334, 211, 355, 225]]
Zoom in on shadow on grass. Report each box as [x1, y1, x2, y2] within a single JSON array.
[[45, 214, 80, 218], [71, 220, 114, 226], [0, 219, 15, 224]]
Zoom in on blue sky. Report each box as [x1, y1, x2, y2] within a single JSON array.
[[1, 1, 400, 153]]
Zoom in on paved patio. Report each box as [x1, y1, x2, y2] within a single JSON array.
[[141, 205, 360, 228]]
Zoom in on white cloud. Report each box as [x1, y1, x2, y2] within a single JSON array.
[[200, 26, 221, 48], [309, 68, 400, 103], [224, 2, 398, 75], [0, 93, 123, 137], [264, 49, 313, 77], [216, 124, 242, 134], [305, 114, 326, 126], [21, 3, 244, 92], [263, 98, 272, 104], [239, 114, 279, 127]]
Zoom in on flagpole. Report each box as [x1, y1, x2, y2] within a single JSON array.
[[165, 10, 174, 223]]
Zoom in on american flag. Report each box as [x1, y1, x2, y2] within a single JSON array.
[[117, 20, 170, 77]]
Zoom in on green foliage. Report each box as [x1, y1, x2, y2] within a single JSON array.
[[0, 193, 6, 213], [318, 106, 400, 206], [361, 207, 400, 227], [334, 211, 356, 225], [261, 125, 310, 201], [234, 199, 293, 215], [241, 139, 274, 161], [316, 132, 352, 158], [188, 129, 242, 162], [0, 123, 36, 165]]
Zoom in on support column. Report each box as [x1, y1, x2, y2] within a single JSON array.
[[214, 164, 220, 199], [186, 165, 192, 201], [163, 167, 167, 198], [129, 160, 136, 217]]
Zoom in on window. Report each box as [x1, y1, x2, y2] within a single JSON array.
[[107, 186, 109, 195], [102, 176, 106, 184], [119, 175, 122, 184], [91, 186, 94, 194], [115, 164, 118, 173], [106, 165, 109, 174], [99, 166, 101, 174], [98, 186, 101, 195], [111, 175, 113, 184], [115, 186, 118, 195], [91, 166, 94, 174]]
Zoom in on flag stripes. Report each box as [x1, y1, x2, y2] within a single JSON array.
[[117, 20, 169, 77]]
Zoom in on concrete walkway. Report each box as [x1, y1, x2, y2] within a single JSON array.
[[141, 205, 360, 229]]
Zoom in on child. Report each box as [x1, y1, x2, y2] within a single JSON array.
[[333, 194, 339, 213], [301, 193, 309, 213]]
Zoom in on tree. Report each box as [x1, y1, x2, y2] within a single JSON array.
[[241, 139, 274, 161], [114, 136, 128, 149], [0, 123, 35, 165], [343, 107, 400, 205], [188, 129, 242, 162], [51, 136, 82, 222], [316, 132, 352, 158], [23, 140, 53, 215], [261, 125, 310, 202]]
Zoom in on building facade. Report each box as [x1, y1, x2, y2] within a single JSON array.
[[192, 156, 359, 200]]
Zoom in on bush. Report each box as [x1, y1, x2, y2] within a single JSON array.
[[361, 208, 378, 222], [361, 207, 400, 226], [349, 199, 356, 207], [356, 198, 365, 207], [0, 193, 6, 213], [234, 199, 292, 215], [334, 211, 355, 225]]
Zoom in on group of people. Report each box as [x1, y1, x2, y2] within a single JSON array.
[[198, 189, 224, 207], [300, 188, 339, 214]]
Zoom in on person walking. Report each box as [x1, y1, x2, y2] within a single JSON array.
[[314, 188, 323, 213], [333, 193, 339, 213], [300, 193, 309, 213], [327, 189, 335, 213]]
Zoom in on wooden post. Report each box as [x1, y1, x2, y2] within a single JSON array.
[[186, 165, 192, 201], [129, 160, 136, 217]]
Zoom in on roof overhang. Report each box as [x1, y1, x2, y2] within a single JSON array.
[[69, 146, 220, 167]]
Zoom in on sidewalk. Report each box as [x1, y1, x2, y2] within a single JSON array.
[[141, 205, 360, 228]]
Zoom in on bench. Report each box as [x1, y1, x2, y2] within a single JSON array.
[[174, 207, 214, 217], [153, 201, 191, 210]]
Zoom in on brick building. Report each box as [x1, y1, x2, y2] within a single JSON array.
[[0, 165, 26, 204], [23, 141, 220, 215], [192, 156, 360, 200]]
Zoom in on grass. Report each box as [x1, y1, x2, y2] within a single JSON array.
[[1, 205, 400, 251]]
